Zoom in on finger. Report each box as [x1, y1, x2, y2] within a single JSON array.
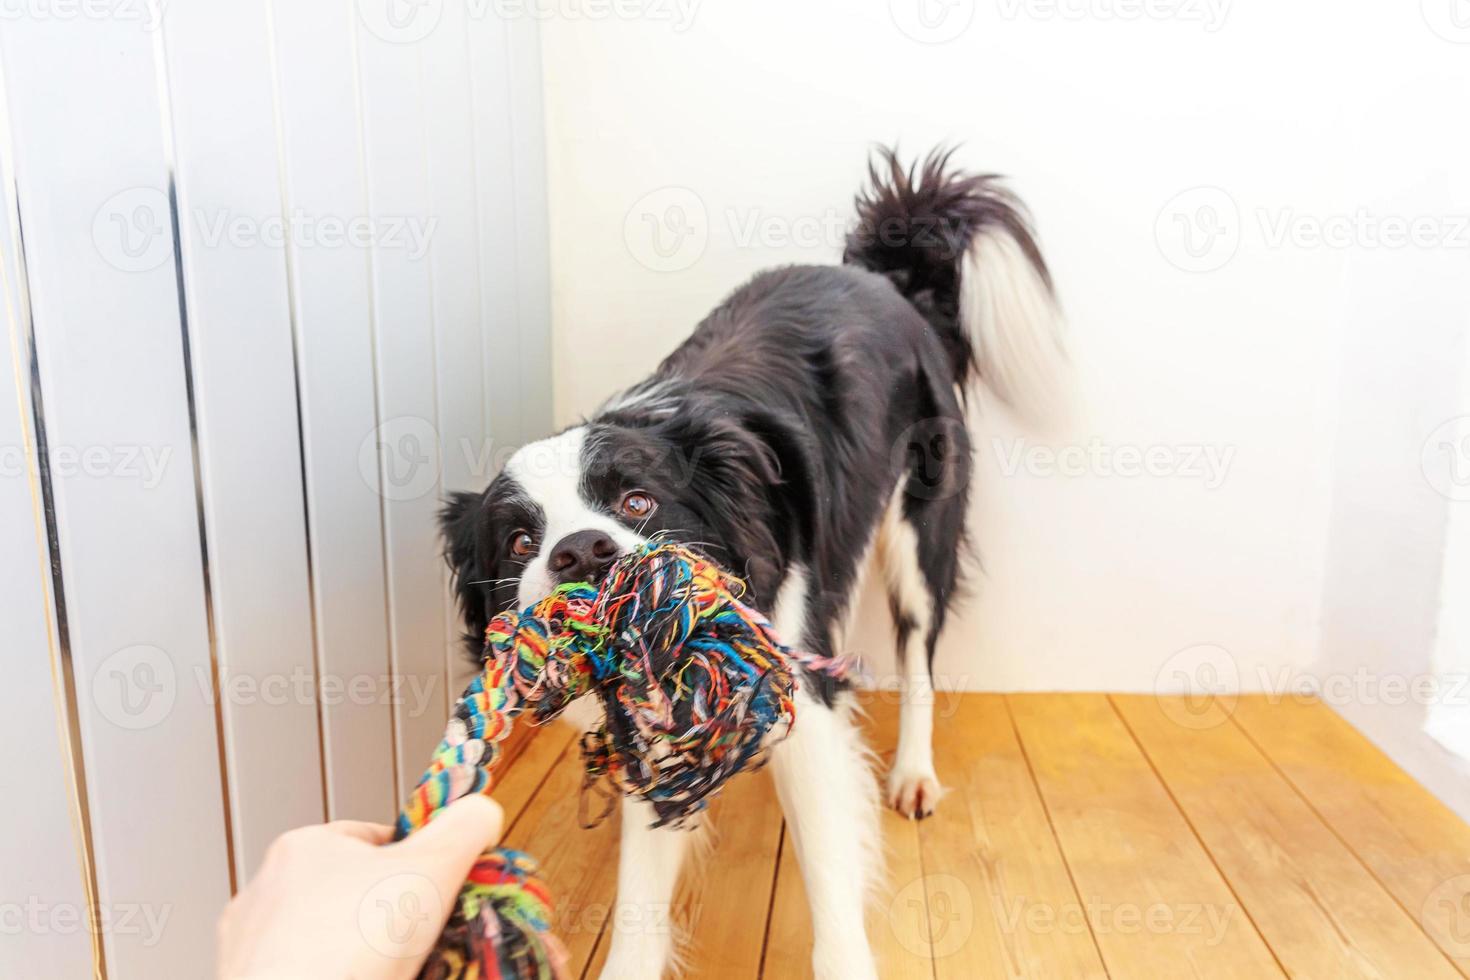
[[324, 820, 396, 845], [397, 795, 504, 871], [546, 932, 572, 980]]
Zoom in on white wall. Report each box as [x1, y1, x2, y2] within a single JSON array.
[[0, 4, 552, 975], [540, 4, 1344, 682], [1311, 72, 1470, 817], [539, 0, 1470, 808]]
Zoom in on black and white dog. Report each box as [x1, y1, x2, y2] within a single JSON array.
[[440, 148, 1064, 979]]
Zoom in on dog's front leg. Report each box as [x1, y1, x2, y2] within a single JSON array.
[[598, 798, 690, 980], [772, 688, 881, 979]]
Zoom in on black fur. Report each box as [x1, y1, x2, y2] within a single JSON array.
[[440, 147, 1049, 684], [845, 145, 1052, 389]]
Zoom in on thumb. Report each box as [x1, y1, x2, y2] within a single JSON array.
[[397, 794, 505, 879]]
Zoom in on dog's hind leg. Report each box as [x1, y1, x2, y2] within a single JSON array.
[[876, 474, 966, 819], [876, 503, 941, 817]]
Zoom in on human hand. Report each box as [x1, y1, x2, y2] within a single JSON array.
[[217, 795, 503, 980]]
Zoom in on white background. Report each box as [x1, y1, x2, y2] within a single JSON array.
[[538, 2, 1470, 805]]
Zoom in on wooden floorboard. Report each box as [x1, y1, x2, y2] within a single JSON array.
[[493, 718, 542, 780], [678, 769, 785, 978], [493, 723, 575, 830], [1116, 694, 1460, 978], [917, 694, 1106, 979], [1007, 693, 1283, 977], [482, 694, 1470, 978], [499, 733, 623, 975], [1233, 696, 1470, 976]]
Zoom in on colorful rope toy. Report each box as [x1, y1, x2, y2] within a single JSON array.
[[393, 541, 843, 979]]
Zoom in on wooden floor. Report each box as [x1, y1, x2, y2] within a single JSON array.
[[489, 694, 1470, 978]]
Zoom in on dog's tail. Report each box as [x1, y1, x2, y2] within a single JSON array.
[[843, 146, 1067, 420]]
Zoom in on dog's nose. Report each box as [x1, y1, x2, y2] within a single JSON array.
[[546, 529, 620, 585]]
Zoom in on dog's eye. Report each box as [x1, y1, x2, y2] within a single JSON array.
[[508, 530, 534, 557], [618, 491, 656, 520]]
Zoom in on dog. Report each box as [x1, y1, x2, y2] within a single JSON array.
[[439, 146, 1064, 979]]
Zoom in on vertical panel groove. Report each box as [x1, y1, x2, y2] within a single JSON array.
[[412, 39, 452, 717], [461, 23, 490, 455], [0, 57, 106, 978], [262, 0, 331, 824], [3, 188, 110, 980], [347, 0, 403, 800], [501, 22, 528, 443], [149, 28, 238, 894]]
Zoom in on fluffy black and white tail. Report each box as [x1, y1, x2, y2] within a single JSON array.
[[843, 146, 1067, 419]]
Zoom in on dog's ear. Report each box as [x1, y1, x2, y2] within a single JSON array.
[[439, 491, 488, 658], [682, 415, 788, 602]]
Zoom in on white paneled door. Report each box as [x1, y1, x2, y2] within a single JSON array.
[[0, 3, 552, 976]]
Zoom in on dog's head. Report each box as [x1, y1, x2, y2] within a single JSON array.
[[440, 402, 791, 657]]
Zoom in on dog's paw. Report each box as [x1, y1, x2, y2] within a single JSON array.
[[886, 767, 943, 819]]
